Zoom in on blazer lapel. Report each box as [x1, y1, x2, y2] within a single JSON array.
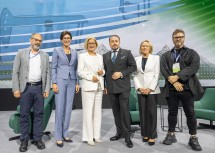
[[107, 51, 113, 65], [168, 50, 174, 69], [60, 47, 69, 63], [70, 49, 75, 65], [24, 49, 30, 69], [40, 51, 44, 73], [114, 49, 123, 65], [144, 54, 153, 73], [138, 57, 144, 73]]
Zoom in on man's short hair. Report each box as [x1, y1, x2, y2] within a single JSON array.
[[172, 29, 185, 37], [109, 35, 120, 42]]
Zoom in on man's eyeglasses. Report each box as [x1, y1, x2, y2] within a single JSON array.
[[32, 37, 42, 43], [173, 36, 184, 39]]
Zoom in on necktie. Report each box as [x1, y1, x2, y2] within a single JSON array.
[[112, 51, 116, 63]]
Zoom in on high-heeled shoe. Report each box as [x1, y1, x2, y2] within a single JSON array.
[[87, 141, 95, 146], [142, 137, 149, 142], [63, 137, 73, 143], [148, 139, 155, 146], [56, 141, 64, 147], [94, 139, 102, 143]]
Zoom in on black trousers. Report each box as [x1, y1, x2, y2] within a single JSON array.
[[109, 92, 131, 138], [19, 84, 44, 141], [138, 94, 158, 139], [167, 90, 197, 135]]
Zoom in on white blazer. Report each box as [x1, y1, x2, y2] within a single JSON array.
[[78, 52, 105, 91], [133, 54, 160, 94]]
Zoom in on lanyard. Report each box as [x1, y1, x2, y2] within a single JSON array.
[[30, 51, 40, 59], [174, 49, 180, 63]]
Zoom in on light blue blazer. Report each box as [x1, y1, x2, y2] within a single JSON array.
[[51, 47, 78, 84]]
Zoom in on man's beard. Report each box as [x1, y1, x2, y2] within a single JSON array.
[[32, 44, 40, 51]]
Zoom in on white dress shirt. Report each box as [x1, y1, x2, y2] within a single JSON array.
[[28, 51, 42, 82]]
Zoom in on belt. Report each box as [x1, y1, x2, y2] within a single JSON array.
[[27, 81, 42, 86]]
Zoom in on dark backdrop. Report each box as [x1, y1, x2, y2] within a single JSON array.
[[0, 87, 207, 111]]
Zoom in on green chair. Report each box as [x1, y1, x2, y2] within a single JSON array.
[[9, 90, 55, 141], [194, 88, 215, 129], [129, 88, 140, 125]]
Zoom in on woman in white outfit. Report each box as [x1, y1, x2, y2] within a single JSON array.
[[78, 37, 105, 146], [133, 40, 160, 145]]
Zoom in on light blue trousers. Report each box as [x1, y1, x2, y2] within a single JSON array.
[[54, 78, 76, 141]]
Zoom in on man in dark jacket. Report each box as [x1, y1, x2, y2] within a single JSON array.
[[161, 29, 203, 151], [103, 35, 137, 148]]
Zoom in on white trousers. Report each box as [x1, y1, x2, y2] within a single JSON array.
[[82, 89, 103, 141]]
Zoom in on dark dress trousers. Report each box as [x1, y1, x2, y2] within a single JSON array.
[[103, 48, 137, 137], [160, 47, 204, 134]]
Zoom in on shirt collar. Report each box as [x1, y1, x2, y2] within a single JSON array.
[[111, 48, 120, 53]]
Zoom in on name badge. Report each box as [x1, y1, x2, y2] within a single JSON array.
[[172, 63, 180, 73]]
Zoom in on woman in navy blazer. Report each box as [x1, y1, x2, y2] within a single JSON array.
[[52, 31, 79, 147], [133, 40, 160, 145]]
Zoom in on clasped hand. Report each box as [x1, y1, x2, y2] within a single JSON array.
[[173, 82, 184, 91], [139, 88, 152, 95], [112, 72, 122, 80], [168, 75, 179, 84]]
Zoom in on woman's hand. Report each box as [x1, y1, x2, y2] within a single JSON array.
[[97, 69, 103, 76], [75, 84, 80, 93], [52, 83, 59, 93], [92, 75, 99, 82]]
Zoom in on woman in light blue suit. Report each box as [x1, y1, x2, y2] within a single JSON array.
[[52, 31, 79, 147], [133, 40, 160, 146]]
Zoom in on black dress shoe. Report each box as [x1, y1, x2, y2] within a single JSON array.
[[148, 141, 155, 146], [110, 134, 122, 141], [63, 137, 73, 143], [34, 140, 45, 150], [125, 138, 133, 148], [19, 140, 28, 152], [56, 142, 64, 147]]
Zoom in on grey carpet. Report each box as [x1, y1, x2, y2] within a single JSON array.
[[1, 109, 215, 153]]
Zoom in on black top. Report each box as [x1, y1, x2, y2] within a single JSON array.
[[142, 57, 148, 71], [66, 53, 71, 62]]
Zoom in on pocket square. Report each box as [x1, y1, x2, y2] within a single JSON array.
[[121, 56, 126, 59]]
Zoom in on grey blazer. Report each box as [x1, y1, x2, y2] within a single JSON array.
[[12, 47, 51, 93]]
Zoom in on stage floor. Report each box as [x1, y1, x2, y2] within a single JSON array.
[[1, 109, 215, 153]]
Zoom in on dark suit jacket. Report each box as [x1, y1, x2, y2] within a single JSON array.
[[160, 47, 203, 98], [103, 48, 137, 94]]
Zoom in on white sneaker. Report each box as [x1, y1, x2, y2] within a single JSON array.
[[94, 139, 102, 143], [87, 141, 95, 146]]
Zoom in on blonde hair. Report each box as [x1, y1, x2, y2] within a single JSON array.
[[84, 37, 98, 50], [139, 40, 153, 54]]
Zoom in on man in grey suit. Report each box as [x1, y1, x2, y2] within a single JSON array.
[[103, 35, 137, 148], [12, 33, 50, 152]]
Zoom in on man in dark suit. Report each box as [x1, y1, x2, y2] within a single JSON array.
[[161, 29, 203, 151], [103, 35, 137, 148]]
